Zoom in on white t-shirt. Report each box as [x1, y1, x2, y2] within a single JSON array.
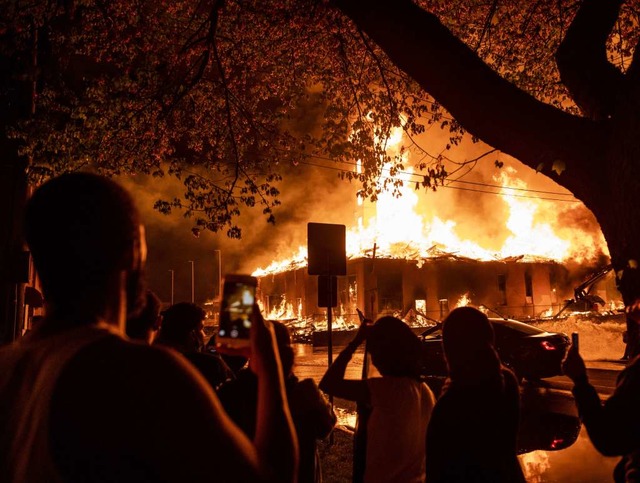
[[364, 376, 436, 483]]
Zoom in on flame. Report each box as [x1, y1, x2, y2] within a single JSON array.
[[264, 296, 300, 320], [539, 307, 554, 318], [519, 451, 551, 483], [455, 293, 471, 308], [252, 127, 607, 276]]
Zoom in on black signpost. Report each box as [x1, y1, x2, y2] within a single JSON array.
[[307, 222, 346, 368]]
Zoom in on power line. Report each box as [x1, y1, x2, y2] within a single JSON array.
[[292, 152, 574, 197], [294, 158, 580, 203]]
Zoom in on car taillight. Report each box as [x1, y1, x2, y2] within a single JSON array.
[[550, 438, 564, 449], [540, 340, 556, 351]]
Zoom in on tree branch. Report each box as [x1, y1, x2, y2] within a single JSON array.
[[332, 0, 607, 206], [555, 0, 625, 120]]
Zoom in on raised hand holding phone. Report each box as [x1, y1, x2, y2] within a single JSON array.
[[217, 274, 257, 354]]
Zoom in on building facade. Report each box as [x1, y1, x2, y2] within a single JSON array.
[[257, 255, 571, 326]]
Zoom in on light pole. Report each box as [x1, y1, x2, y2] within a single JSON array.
[[214, 250, 222, 299], [169, 269, 175, 305], [188, 260, 195, 303]]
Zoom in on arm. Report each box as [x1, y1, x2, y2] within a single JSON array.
[[319, 323, 370, 403], [250, 309, 299, 482], [564, 345, 640, 456]]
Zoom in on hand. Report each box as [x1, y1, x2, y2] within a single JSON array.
[[351, 318, 372, 346], [562, 344, 588, 384], [248, 304, 280, 378]]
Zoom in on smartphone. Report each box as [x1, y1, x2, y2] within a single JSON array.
[[571, 332, 579, 351], [217, 274, 257, 350]]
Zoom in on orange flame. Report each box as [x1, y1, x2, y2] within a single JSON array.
[[253, 127, 607, 276]]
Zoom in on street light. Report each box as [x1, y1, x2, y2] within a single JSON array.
[[169, 269, 175, 305], [188, 260, 195, 303]]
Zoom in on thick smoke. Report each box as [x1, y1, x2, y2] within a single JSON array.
[[119, 161, 356, 305]]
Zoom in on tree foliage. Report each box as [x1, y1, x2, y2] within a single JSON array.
[[3, 0, 640, 238], [2, 0, 442, 237]]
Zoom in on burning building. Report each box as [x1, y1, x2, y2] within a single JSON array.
[[256, 251, 569, 330], [250, 127, 611, 337]]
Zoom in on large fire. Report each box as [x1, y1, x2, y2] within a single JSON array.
[[253, 127, 607, 279]]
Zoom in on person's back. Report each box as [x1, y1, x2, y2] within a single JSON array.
[[425, 307, 524, 483], [320, 316, 435, 483], [0, 173, 297, 482], [425, 367, 521, 482], [364, 375, 434, 483]]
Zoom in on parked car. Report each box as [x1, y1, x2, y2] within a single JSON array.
[[419, 318, 570, 382]]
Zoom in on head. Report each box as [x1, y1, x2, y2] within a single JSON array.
[[24, 173, 146, 327], [127, 290, 162, 344], [156, 302, 206, 352], [442, 306, 501, 382], [367, 316, 422, 378]]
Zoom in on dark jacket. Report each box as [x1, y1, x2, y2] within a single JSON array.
[[425, 368, 525, 483]]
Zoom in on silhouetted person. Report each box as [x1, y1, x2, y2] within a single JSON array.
[[155, 302, 234, 390], [564, 301, 640, 482], [206, 334, 248, 375], [426, 306, 525, 483], [219, 321, 336, 483], [320, 316, 435, 483], [126, 289, 162, 344], [0, 173, 297, 482]]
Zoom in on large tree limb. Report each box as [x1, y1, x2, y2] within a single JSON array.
[[332, 0, 607, 207], [555, 0, 625, 120]]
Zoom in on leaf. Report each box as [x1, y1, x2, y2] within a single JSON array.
[[551, 160, 566, 175], [629, 259, 638, 269], [535, 163, 544, 173]]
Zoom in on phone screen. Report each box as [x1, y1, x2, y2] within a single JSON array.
[[219, 278, 256, 341]]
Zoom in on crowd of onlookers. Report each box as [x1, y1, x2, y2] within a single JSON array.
[[1, 172, 640, 482]]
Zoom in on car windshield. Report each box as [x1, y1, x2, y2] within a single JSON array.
[[490, 319, 546, 335]]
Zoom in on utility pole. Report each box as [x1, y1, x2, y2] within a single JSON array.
[[214, 250, 222, 299], [169, 269, 174, 305], [188, 260, 195, 303]]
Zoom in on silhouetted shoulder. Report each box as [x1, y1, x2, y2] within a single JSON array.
[[51, 335, 261, 482]]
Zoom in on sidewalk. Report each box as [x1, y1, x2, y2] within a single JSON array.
[[586, 358, 627, 371]]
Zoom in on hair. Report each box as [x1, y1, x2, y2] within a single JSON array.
[[157, 302, 205, 345], [367, 316, 422, 378], [442, 306, 502, 384], [24, 173, 144, 322], [127, 290, 162, 341]]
